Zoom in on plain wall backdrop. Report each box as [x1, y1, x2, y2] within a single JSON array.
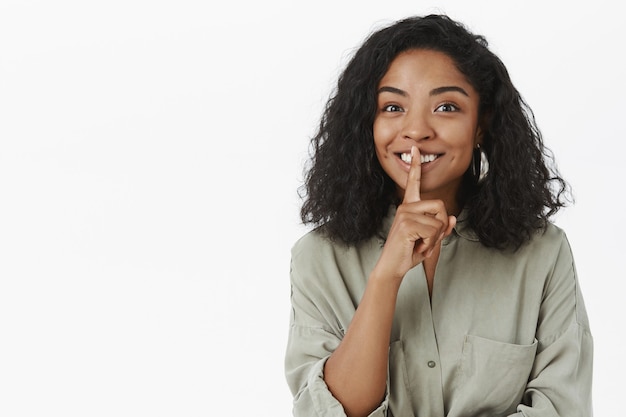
[[0, 0, 623, 415]]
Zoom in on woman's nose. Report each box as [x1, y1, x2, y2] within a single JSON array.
[[402, 111, 433, 141]]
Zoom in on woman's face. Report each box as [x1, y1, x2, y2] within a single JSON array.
[[373, 49, 482, 209]]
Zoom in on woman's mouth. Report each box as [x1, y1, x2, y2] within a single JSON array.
[[399, 152, 439, 164]]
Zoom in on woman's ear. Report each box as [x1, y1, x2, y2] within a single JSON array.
[[474, 126, 484, 146], [476, 112, 491, 146]]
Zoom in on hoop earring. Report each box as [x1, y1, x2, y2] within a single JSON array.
[[472, 145, 489, 184]]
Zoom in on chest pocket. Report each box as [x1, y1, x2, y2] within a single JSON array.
[[449, 334, 538, 417]]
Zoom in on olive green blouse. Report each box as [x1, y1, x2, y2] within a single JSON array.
[[285, 207, 593, 416]]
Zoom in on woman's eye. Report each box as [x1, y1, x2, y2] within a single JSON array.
[[382, 104, 403, 112], [435, 103, 459, 112]]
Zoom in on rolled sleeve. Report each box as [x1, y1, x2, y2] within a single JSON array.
[[285, 288, 390, 416], [511, 322, 593, 417], [285, 236, 389, 416], [509, 234, 593, 416], [286, 328, 389, 417]]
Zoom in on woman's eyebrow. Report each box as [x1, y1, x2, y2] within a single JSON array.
[[378, 85, 470, 97], [377, 86, 408, 96], [430, 86, 469, 97]]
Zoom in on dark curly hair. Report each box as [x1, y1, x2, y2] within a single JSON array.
[[300, 14, 570, 250]]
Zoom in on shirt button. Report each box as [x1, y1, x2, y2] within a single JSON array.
[[427, 360, 436, 368]]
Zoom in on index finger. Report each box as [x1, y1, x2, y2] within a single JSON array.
[[403, 146, 421, 203]]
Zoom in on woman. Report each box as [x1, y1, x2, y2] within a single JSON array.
[[285, 14, 592, 417]]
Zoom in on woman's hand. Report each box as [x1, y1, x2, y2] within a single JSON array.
[[373, 146, 456, 281], [324, 146, 456, 416]]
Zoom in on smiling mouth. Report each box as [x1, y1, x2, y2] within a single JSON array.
[[399, 152, 440, 164]]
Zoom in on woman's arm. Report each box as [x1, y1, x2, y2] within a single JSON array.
[[323, 147, 455, 417], [322, 270, 402, 417], [508, 234, 593, 416]]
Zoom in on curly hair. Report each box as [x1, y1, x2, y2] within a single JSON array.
[[300, 14, 570, 250]]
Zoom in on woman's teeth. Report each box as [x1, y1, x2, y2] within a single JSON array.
[[400, 153, 437, 164]]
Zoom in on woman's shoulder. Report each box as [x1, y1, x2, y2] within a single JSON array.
[[291, 226, 353, 263], [292, 227, 329, 255], [532, 221, 570, 251], [511, 221, 574, 267], [292, 206, 396, 259], [290, 226, 383, 283]]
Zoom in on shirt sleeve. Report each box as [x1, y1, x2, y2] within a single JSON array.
[[284, 244, 389, 417], [285, 325, 390, 417], [506, 233, 593, 417]]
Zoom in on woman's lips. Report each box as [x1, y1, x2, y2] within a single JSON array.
[[399, 152, 438, 164], [397, 152, 442, 171]]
